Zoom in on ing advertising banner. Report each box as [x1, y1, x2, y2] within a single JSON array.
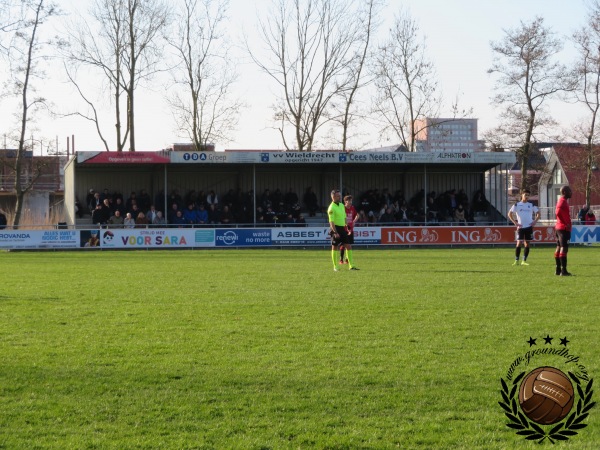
[[381, 226, 559, 245]]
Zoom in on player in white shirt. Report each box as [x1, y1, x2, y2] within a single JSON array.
[[508, 189, 540, 266]]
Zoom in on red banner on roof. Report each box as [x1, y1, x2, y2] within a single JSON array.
[[78, 151, 170, 164]]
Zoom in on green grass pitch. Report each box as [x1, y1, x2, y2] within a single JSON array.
[[0, 247, 599, 449]]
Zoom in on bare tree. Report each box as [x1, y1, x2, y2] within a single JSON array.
[[1, 0, 58, 227], [488, 17, 572, 190], [250, 0, 365, 151], [65, 0, 169, 152], [167, 0, 242, 150], [571, 0, 600, 206], [371, 9, 441, 152], [329, 0, 381, 151]]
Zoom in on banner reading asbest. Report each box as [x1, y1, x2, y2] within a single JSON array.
[[381, 226, 558, 245]]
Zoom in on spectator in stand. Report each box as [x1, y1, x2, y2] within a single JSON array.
[[171, 210, 187, 228], [207, 203, 220, 224], [129, 203, 142, 220], [125, 191, 137, 212], [89, 191, 102, 213], [379, 207, 396, 224], [220, 205, 234, 225], [168, 190, 183, 210], [196, 190, 206, 207], [426, 195, 439, 222], [135, 212, 149, 228], [381, 188, 392, 209], [457, 189, 469, 207], [168, 203, 180, 224], [368, 211, 377, 223], [578, 205, 589, 224], [91, 205, 103, 225], [272, 188, 283, 208], [284, 187, 299, 209], [289, 202, 302, 219], [107, 210, 124, 228], [152, 211, 167, 227], [280, 213, 295, 226], [197, 204, 208, 225], [146, 204, 159, 224], [183, 203, 199, 225], [112, 191, 124, 204], [100, 188, 111, 202], [356, 210, 368, 225], [394, 189, 405, 205], [472, 190, 489, 216], [222, 189, 238, 210], [86, 189, 96, 213], [112, 197, 126, 216], [264, 206, 277, 224], [454, 203, 468, 225], [124, 212, 136, 228], [260, 189, 272, 210], [206, 190, 219, 208], [303, 187, 319, 217], [585, 207, 596, 225], [102, 198, 112, 216], [137, 189, 151, 213], [397, 202, 410, 223], [295, 214, 306, 226], [0, 207, 7, 229]]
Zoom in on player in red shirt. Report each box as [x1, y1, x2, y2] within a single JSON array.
[[339, 194, 359, 266], [554, 186, 573, 276]]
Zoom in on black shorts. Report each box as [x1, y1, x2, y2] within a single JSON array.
[[345, 227, 355, 245], [516, 226, 534, 241], [555, 229, 571, 247], [330, 226, 350, 246]]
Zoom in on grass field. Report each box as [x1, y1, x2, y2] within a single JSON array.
[[0, 247, 599, 449]]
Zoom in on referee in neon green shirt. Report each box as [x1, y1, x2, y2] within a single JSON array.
[[328, 189, 359, 271]]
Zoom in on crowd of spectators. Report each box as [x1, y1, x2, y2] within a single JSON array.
[[349, 187, 490, 225], [82, 185, 490, 228]]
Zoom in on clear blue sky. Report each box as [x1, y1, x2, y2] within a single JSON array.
[[0, 0, 589, 153]]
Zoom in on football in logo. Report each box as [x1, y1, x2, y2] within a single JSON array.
[[519, 367, 573, 425]]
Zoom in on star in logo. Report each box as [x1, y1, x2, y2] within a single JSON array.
[[527, 337, 537, 347], [560, 337, 569, 346], [543, 334, 553, 345]]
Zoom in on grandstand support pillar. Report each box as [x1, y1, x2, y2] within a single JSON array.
[[424, 164, 428, 225], [339, 165, 343, 194], [253, 164, 256, 225], [164, 165, 168, 215]]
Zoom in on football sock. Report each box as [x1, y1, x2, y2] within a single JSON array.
[[332, 249, 339, 268], [515, 247, 521, 260], [560, 253, 567, 271], [554, 251, 561, 269], [340, 247, 345, 262], [523, 247, 529, 261], [347, 249, 354, 266]]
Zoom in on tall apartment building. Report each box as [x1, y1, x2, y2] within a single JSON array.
[[413, 118, 484, 152]]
